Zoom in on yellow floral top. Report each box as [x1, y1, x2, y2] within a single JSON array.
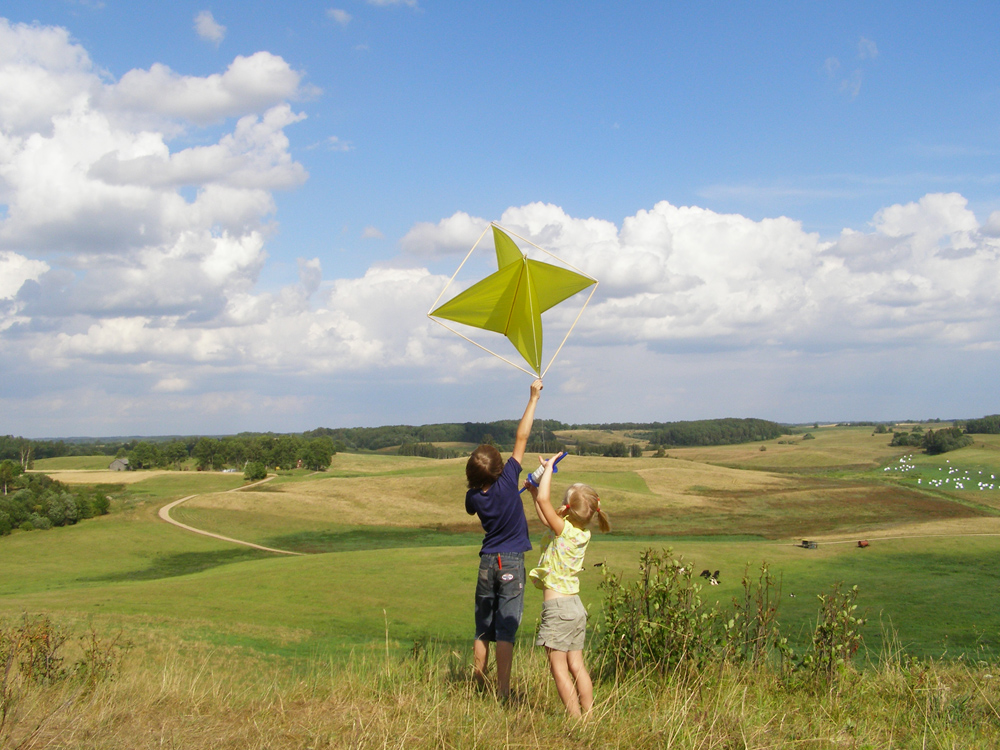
[[528, 522, 591, 595]]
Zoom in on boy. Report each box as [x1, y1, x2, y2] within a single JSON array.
[[466, 378, 543, 698]]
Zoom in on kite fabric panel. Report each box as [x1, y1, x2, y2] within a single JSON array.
[[429, 225, 597, 375]]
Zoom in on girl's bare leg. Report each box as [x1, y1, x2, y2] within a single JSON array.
[[546, 648, 582, 717], [566, 649, 593, 715]]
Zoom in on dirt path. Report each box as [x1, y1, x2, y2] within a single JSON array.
[[158, 476, 305, 556]]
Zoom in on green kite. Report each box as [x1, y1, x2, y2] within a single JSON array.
[[428, 224, 598, 377]]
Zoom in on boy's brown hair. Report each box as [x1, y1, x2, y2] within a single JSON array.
[[466, 444, 504, 490]]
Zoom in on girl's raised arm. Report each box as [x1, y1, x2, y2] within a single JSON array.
[[529, 456, 564, 536]]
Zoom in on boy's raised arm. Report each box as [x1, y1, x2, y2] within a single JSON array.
[[511, 378, 543, 466]]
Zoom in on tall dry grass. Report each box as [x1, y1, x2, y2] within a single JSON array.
[[5, 630, 1000, 749]]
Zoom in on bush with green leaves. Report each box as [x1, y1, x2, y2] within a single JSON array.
[[243, 461, 267, 482], [1, 615, 130, 742], [596, 549, 719, 674], [596, 549, 865, 683], [722, 562, 793, 666], [799, 582, 866, 680]]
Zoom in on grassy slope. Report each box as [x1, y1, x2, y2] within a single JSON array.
[[5, 430, 1000, 660], [31, 455, 118, 470]]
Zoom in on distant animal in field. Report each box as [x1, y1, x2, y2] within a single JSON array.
[[700, 569, 711, 579]]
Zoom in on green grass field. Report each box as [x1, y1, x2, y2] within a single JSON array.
[[7, 429, 1000, 748], [6, 429, 1000, 662]]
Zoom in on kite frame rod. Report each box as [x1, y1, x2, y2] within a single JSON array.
[[539, 279, 598, 379], [427, 317, 539, 377], [425, 223, 493, 315], [499, 224, 597, 282]]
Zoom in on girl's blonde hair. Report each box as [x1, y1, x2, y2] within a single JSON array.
[[563, 483, 610, 533]]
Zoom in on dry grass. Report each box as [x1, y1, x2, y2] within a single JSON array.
[[26, 469, 176, 486], [6, 636, 1000, 749], [554, 429, 646, 447], [169, 445, 994, 543]]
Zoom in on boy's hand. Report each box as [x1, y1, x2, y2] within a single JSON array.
[[530, 378, 543, 400], [523, 480, 539, 500]]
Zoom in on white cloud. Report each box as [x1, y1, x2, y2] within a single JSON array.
[[841, 70, 863, 98], [400, 211, 489, 258], [327, 9, 352, 26], [0, 19, 99, 136], [194, 11, 226, 45], [327, 135, 352, 151], [0, 251, 48, 299], [152, 376, 191, 392], [362, 226, 384, 239], [858, 37, 878, 60], [104, 52, 307, 125]]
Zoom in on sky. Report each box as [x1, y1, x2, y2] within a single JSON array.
[[1, 1, 999, 438]]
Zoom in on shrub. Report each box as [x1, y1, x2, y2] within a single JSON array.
[[800, 582, 865, 681], [922, 427, 973, 455], [93, 494, 111, 515], [596, 549, 719, 675], [602, 442, 629, 458], [244, 462, 267, 482], [723, 562, 792, 666], [1, 615, 130, 742], [597, 549, 865, 684]]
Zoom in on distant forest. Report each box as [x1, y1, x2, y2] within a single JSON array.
[[4, 414, 996, 466], [3, 417, 785, 463]]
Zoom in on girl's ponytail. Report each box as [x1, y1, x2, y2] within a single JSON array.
[[594, 505, 611, 533]]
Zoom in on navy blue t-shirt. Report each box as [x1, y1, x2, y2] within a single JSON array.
[[466, 456, 532, 555]]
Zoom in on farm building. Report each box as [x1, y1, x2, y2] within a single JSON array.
[[109, 458, 130, 471]]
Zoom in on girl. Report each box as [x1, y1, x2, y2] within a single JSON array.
[[524, 455, 610, 718]]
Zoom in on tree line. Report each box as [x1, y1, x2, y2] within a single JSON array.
[[636, 418, 784, 447], [885, 413, 1000, 454], [124, 434, 337, 472], [305, 420, 567, 453], [4, 416, 791, 471], [963, 415, 1000, 434]]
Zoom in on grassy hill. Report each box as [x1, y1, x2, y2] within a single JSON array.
[[4, 426, 1000, 746], [6, 428, 1000, 656]]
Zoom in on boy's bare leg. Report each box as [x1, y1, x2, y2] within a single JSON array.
[[546, 648, 582, 717], [495, 640, 514, 699], [473, 639, 490, 689], [567, 650, 593, 715]]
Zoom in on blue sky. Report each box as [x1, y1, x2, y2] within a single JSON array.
[[1, 1, 999, 437]]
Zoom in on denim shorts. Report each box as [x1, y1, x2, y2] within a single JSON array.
[[535, 595, 587, 652], [474, 552, 525, 643]]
